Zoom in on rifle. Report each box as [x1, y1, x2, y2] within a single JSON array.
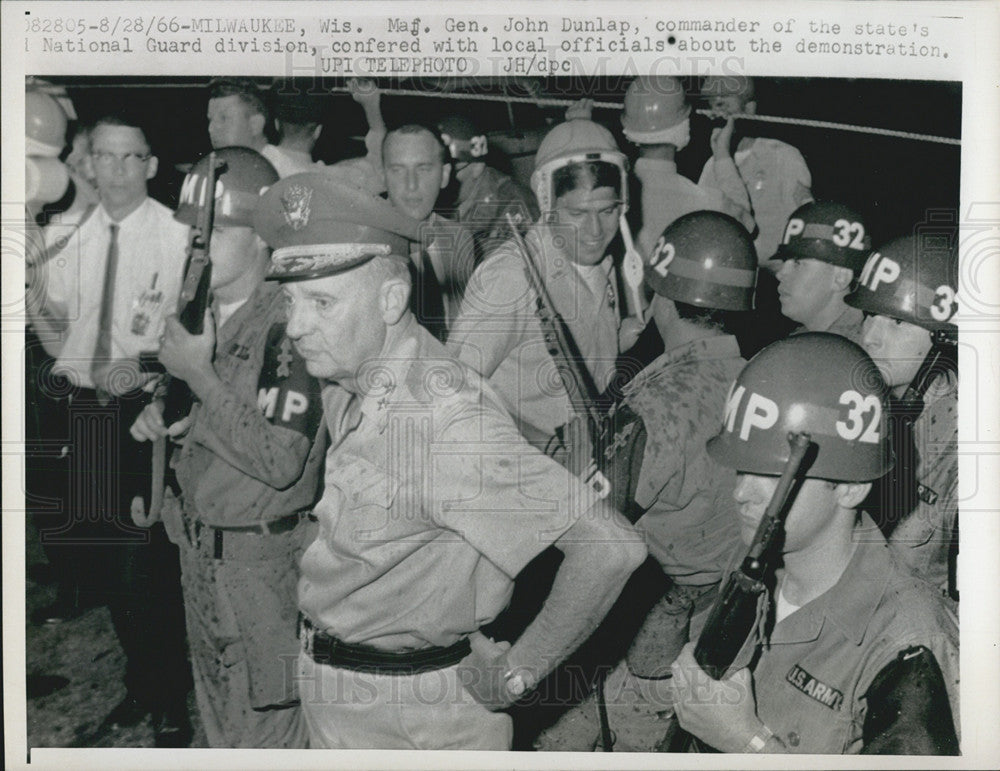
[[693, 431, 813, 679], [504, 214, 611, 499], [865, 336, 957, 536], [141, 153, 225, 518], [663, 432, 811, 753]]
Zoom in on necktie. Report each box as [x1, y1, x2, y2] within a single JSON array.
[[91, 223, 119, 391]]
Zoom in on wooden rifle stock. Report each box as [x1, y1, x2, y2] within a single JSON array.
[[161, 153, 225, 424], [143, 154, 225, 517], [505, 214, 603, 424], [504, 215, 611, 499], [693, 431, 813, 679]]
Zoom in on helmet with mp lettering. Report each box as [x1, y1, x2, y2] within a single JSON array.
[[531, 119, 628, 213], [707, 333, 893, 481], [621, 76, 690, 144], [846, 235, 958, 336], [26, 90, 69, 157], [437, 114, 489, 164], [645, 210, 758, 311], [773, 201, 872, 275], [175, 146, 279, 228]]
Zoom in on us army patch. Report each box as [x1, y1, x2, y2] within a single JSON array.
[[786, 664, 844, 710], [917, 482, 939, 506]]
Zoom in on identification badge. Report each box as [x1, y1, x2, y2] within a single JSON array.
[[129, 273, 164, 337]]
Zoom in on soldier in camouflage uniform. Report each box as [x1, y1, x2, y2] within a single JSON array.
[[536, 211, 755, 752], [847, 235, 959, 598], [130, 148, 325, 748]]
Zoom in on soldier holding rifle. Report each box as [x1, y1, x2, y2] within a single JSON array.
[[671, 333, 959, 754], [447, 117, 645, 448], [130, 149, 325, 747]]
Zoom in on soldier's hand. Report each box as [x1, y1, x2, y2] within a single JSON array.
[[670, 642, 765, 753], [130, 494, 160, 528], [565, 98, 594, 121], [710, 118, 736, 159], [158, 310, 216, 390], [348, 77, 380, 108], [619, 315, 647, 352], [457, 632, 517, 711], [129, 399, 190, 442]]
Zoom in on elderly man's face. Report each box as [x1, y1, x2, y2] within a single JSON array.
[[282, 262, 389, 390], [383, 131, 450, 222]]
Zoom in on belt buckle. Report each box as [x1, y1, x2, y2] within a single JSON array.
[[300, 616, 316, 656]]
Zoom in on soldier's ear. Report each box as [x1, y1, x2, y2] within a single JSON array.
[[249, 111, 267, 139], [835, 481, 871, 509], [440, 162, 451, 189], [379, 276, 411, 326], [145, 155, 159, 181], [831, 265, 854, 291]]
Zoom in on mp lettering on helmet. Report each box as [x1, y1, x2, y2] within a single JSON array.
[[724, 384, 780, 441], [650, 237, 675, 277], [858, 252, 900, 291], [782, 217, 804, 244], [178, 172, 217, 209]]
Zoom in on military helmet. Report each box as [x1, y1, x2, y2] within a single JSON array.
[[846, 235, 958, 335], [774, 201, 872, 275], [620, 76, 690, 143], [645, 211, 758, 311], [531, 119, 628, 213], [175, 146, 278, 228], [26, 90, 68, 157], [437, 114, 489, 163], [707, 333, 893, 481]]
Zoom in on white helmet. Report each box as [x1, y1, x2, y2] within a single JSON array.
[[530, 119, 628, 214]]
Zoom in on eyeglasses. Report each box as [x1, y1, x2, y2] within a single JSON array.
[[90, 150, 151, 168]]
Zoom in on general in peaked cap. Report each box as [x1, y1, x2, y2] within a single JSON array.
[[255, 172, 420, 282]]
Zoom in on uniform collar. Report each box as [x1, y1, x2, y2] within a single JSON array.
[[634, 156, 678, 174], [771, 512, 892, 646], [531, 223, 614, 284], [828, 305, 865, 336], [657, 334, 740, 368], [627, 335, 741, 396], [214, 281, 277, 342], [356, 315, 424, 429], [96, 196, 150, 230]]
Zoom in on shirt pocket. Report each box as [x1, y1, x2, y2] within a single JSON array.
[[326, 455, 403, 545]]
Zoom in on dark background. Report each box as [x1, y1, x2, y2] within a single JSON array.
[[42, 75, 961, 246]]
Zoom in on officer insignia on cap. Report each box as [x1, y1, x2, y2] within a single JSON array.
[[281, 184, 313, 231]]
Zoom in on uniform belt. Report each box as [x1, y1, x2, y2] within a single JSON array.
[[182, 510, 304, 559], [299, 615, 471, 675]]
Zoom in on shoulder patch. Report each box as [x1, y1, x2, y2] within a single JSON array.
[[257, 322, 324, 436], [786, 664, 845, 711]]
